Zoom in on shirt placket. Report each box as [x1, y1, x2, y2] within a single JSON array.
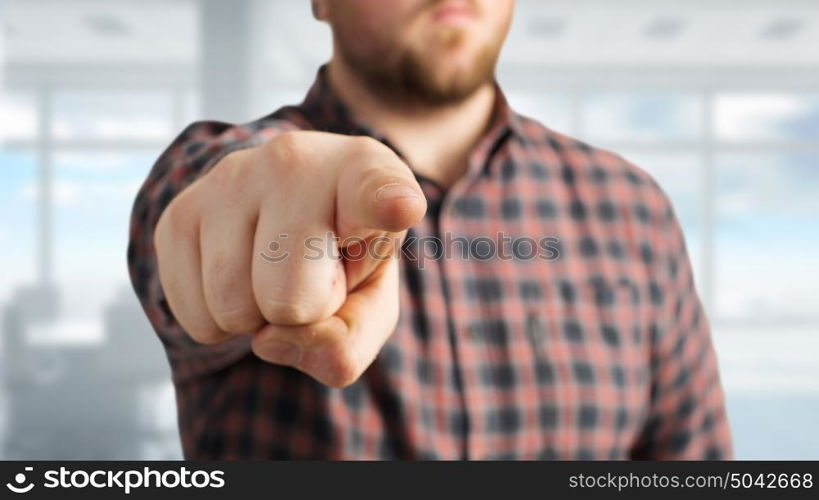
[[436, 138, 507, 460], [436, 188, 475, 459], [408, 179, 466, 459]]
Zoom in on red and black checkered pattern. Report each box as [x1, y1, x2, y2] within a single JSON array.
[[128, 68, 732, 459]]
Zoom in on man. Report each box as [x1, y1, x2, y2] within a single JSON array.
[[128, 0, 732, 459]]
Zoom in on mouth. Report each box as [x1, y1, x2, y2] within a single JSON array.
[[430, 0, 477, 26]]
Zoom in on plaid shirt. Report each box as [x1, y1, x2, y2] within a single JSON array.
[[128, 68, 732, 460]]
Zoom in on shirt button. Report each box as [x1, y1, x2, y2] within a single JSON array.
[[526, 313, 546, 350], [466, 324, 481, 341]]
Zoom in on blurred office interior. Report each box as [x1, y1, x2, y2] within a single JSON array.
[[0, 0, 817, 459]]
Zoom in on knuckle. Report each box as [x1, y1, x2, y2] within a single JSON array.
[[267, 131, 306, 166], [258, 296, 324, 326], [207, 150, 257, 201], [264, 132, 317, 183]]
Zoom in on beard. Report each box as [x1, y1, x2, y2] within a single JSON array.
[[335, 26, 502, 108]]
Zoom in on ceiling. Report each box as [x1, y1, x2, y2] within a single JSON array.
[[505, 0, 819, 67], [1, 0, 818, 71], [2, 0, 197, 64]]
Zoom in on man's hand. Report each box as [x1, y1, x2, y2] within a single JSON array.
[[154, 131, 426, 387]]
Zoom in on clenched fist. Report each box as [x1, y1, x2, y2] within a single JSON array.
[[154, 131, 427, 387]]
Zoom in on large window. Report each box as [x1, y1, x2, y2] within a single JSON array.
[[715, 152, 819, 322], [716, 94, 819, 142], [52, 91, 175, 141], [0, 91, 38, 139], [53, 149, 160, 321], [0, 149, 38, 304], [505, 90, 575, 135], [0, 91, 39, 304], [1, 89, 196, 325], [582, 92, 703, 142]]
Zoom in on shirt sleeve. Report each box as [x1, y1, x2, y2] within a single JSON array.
[[630, 181, 733, 460], [127, 118, 298, 384]]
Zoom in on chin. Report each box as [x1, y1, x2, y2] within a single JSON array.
[[422, 43, 480, 69]]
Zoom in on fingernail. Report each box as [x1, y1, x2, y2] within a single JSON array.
[[261, 340, 302, 366], [376, 183, 420, 201]]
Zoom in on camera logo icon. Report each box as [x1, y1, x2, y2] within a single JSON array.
[[6, 467, 35, 494]]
